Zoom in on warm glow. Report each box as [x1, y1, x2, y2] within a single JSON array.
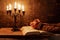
[[7, 5, 9, 11], [18, 3, 21, 10], [6, 2, 25, 12], [14, 2, 17, 9], [9, 4, 12, 10], [22, 5, 24, 11]]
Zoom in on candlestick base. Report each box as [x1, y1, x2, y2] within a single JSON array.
[[11, 27, 20, 32], [11, 28, 20, 32]]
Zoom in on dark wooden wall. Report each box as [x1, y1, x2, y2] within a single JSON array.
[[0, 0, 59, 28]]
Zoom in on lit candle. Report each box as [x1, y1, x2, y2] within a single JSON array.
[[6, 5, 9, 14], [9, 4, 12, 10], [22, 5, 25, 15], [6, 5, 9, 11], [22, 5, 24, 11], [18, 3, 21, 10], [18, 3, 21, 13], [14, 2, 17, 9], [8, 4, 12, 15]]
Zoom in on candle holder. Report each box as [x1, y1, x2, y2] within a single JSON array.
[[7, 10, 12, 16], [22, 11, 25, 16], [18, 10, 21, 13], [6, 2, 25, 31], [14, 9, 17, 13], [7, 9, 25, 32], [7, 11, 9, 15]]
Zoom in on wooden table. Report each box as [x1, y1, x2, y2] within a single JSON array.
[[0, 28, 55, 40], [0, 28, 22, 35]]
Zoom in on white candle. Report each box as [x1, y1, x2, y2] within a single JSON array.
[[9, 4, 12, 10], [14, 2, 17, 9], [22, 5, 24, 11], [18, 3, 21, 10], [6, 5, 9, 11]]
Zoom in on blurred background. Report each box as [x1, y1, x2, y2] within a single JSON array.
[[0, 0, 60, 28]]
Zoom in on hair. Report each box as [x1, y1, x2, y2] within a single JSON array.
[[33, 19, 40, 23], [30, 19, 40, 28], [30, 19, 40, 26]]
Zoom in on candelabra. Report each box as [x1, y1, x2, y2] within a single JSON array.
[[6, 2, 25, 31]]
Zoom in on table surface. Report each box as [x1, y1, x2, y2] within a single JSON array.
[[0, 28, 49, 35], [0, 28, 22, 35], [0, 28, 60, 40], [0, 28, 59, 36]]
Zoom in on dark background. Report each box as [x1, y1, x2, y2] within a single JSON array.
[[0, 0, 60, 27]]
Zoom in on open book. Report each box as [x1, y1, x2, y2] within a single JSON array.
[[20, 26, 51, 36]]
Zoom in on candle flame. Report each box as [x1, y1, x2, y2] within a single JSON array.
[[14, 2, 17, 8], [7, 5, 9, 10], [22, 5, 24, 11], [18, 3, 21, 10], [9, 4, 12, 10]]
